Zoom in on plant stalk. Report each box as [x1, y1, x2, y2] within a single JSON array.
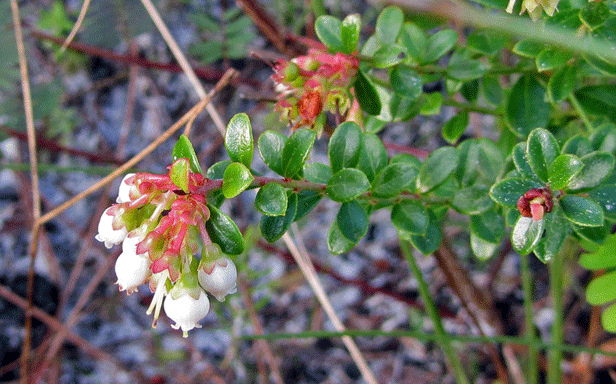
[[548, 250, 564, 384], [521, 253, 539, 384]]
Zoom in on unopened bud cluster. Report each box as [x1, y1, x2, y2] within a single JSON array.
[[96, 160, 237, 337], [272, 49, 359, 131]]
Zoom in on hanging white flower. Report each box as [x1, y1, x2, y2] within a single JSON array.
[[164, 289, 210, 337], [116, 173, 137, 203], [95, 207, 128, 249], [198, 257, 237, 302], [114, 235, 150, 294]]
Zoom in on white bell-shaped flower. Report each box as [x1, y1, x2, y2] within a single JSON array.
[[95, 207, 128, 248], [164, 289, 210, 337], [198, 258, 237, 302], [116, 173, 137, 203], [115, 236, 150, 294]]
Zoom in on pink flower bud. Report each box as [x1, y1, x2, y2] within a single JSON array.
[[164, 289, 210, 337], [95, 207, 128, 249], [115, 236, 151, 294], [198, 258, 237, 302]]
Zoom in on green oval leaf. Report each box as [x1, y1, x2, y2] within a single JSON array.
[[260, 192, 298, 243], [560, 195, 604, 227], [371, 163, 418, 198], [326, 168, 370, 202], [206, 204, 244, 255], [282, 128, 316, 179], [526, 127, 560, 182], [222, 162, 254, 199], [294, 190, 322, 222], [169, 158, 190, 193], [587, 270, 616, 305], [579, 233, 616, 270], [423, 29, 457, 64], [255, 183, 288, 216], [337, 200, 369, 243], [470, 209, 504, 244], [535, 48, 572, 72], [341, 14, 361, 54], [258, 130, 287, 175], [408, 210, 442, 255], [548, 65, 577, 103], [357, 133, 388, 182], [315, 15, 343, 52], [390, 66, 423, 100], [355, 69, 382, 115], [400, 22, 426, 63], [447, 59, 488, 81], [511, 216, 544, 255], [372, 45, 406, 68], [506, 75, 550, 137], [470, 233, 499, 260], [172, 134, 203, 174], [225, 113, 254, 168], [601, 303, 616, 332], [534, 206, 570, 263], [548, 154, 583, 190], [328, 220, 355, 255], [575, 85, 616, 123], [391, 201, 429, 235], [417, 146, 459, 193], [567, 152, 615, 191], [328, 122, 363, 174], [588, 184, 616, 221], [303, 163, 332, 184], [490, 178, 544, 208], [451, 185, 493, 215], [376, 6, 404, 44], [442, 112, 469, 144]]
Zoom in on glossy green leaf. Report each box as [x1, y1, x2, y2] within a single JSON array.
[[568, 152, 615, 191], [376, 6, 404, 44], [447, 59, 488, 81], [225, 113, 254, 168], [451, 185, 493, 215], [582, 54, 616, 77], [526, 128, 560, 182], [372, 163, 418, 198], [511, 216, 544, 255], [477, 138, 505, 183], [467, 29, 506, 56], [480, 75, 503, 106], [255, 183, 287, 216], [423, 29, 458, 64], [206, 204, 244, 255], [357, 133, 388, 182], [206, 160, 231, 180], [512, 39, 544, 58], [355, 68, 381, 115], [573, 222, 607, 245], [315, 15, 343, 52], [222, 162, 254, 198], [534, 206, 570, 263], [470, 209, 504, 244], [391, 153, 421, 168], [372, 45, 406, 68], [442, 112, 469, 144], [562, 135, 593, 157], [258, 130, 287, 175], [282, 128, 316, 179], [337, 201, 369, 243], [391, 201, 429, 235], [580, 0, 610, 30], [172, 134, 203, 174], [602, 304, 616, 332], [169, 158, 190, 193], [461, 80, 479, 103], [326, 168, 370, 202], [303, 163, 332, 184], [408, 210, 442, 255], [588, 185, 616, 221], [512, 143, 534, 179], [294, 190, 322, 222], [328, 121, 363, 174], [470, 233, 499, 260], [328, 220, 355, 254], [390, 66, 423, 100], [506, 75, 550, 137], [535, 48, 572, 72], [455, 140, 479, 185], [579, 233, 616, 270], [591, 124, 616, 153], [575, 85, 616, 123], [490, 178, 544, 208], [419, 92, 443, 116], [260, 192, 298, 243], [417, 146, 459, 193], [587, 270, 616, 305], [341, 14, 361, 54], [548, 154, 583, 190], [548, 65, 577, 103], [560, 195, 604, 226], [399, 22, 426, 63]]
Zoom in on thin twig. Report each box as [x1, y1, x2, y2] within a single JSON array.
[[60, 0, 92, 52], [138, 0, 227, 136], [283, 230, 378, 384], [10, 1, 41, 382], [36, 69, 236, 226]]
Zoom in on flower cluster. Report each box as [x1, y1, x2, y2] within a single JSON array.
[[272, 49, 359, 132], [96, 160, 238, 337], [506, 0, 560, 21]]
